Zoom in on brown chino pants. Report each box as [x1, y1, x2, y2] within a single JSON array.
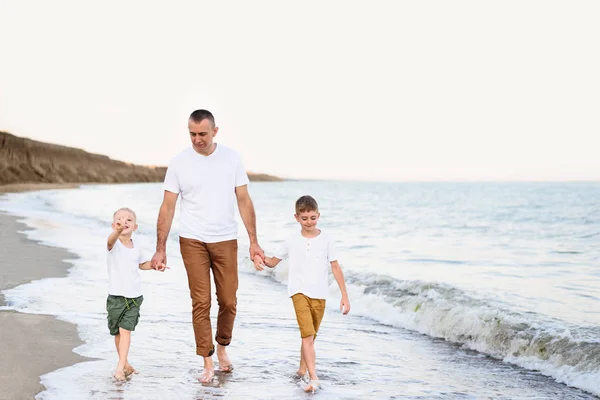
[[179, 237, 238, 357]]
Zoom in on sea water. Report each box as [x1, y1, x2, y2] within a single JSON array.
[[1, 181, 599, 399]]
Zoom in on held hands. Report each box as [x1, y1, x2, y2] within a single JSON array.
[[253, 254, 265, 271], [151, 250, 167, 271], [249, 242, 264, 264], [340, 295, 351, 315], [250, 243, 265, 271]]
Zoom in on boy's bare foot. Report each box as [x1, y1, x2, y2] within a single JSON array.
[[296, 369, 307, 378], [114, 370, 127, 382], [304, 379, 320, 393], [199, 368, 215, 383], [124, 365, 138, 376], [216, 344, 234, 372]]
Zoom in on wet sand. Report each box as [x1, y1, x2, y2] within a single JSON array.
[[0, 202, 91, 399]]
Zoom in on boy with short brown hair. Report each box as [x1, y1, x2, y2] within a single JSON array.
[[253, 195, 350, 392]]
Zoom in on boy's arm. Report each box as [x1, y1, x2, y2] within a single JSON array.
[[139, 261, 152, 270], [264, 256, 281, 268], [107, 222, 124, 251], [140, 261, 169, 271], [331, 260, 350, 315], [253, 254, 281, 271]]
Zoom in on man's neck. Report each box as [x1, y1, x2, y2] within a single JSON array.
[[197, 143, 217, 156]]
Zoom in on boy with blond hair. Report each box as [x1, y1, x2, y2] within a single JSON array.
[[106, 207, 167, 381], [253, 195, 350, 393]]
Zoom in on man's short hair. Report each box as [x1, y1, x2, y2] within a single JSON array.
[[189, 109, 216, 127], [295, 195, 319, 214]]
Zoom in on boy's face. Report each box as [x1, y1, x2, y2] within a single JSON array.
[[294, 210, 320, 232], [113, 210, 138, 234]]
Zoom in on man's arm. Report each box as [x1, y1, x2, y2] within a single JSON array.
[[156, 190, 178, 252], [235, 184, 264, 260], [235, 184, 257, 244], [331, 260, 351, 315], [151, 190, 178, 270]]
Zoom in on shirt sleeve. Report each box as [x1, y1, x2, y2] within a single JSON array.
[[273, 238, 289, 260], [163, 160, 180, 194], [235, 154, 250, 187], [327, 235, 338, 262]]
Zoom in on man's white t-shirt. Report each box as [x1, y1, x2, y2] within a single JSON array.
[[163, 144, 249, 243], [107, 239, 148, 298], [274, 231, 338, 300]]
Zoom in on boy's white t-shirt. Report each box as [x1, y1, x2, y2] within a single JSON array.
[[274, 231, 338, 300], [163, 144, 250, 243], [107, 239, 148, 298]]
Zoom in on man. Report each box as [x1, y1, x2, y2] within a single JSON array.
[[151, 109, 264, 383]]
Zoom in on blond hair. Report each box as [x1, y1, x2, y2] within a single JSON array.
[[113, 207, 137, 221]]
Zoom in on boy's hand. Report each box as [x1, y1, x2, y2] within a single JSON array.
[[113, 221, 125, 233], [340, 295, 351, 315], [253, 254, 265, 271]]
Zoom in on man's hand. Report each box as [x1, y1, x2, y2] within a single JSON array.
[[249, 242, 264, 264], [156, 262, 169, 272], [253, 254, 265, 271], [151, 250, 167, 271]]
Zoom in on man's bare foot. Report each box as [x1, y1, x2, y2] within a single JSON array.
[[216, 344, 234, 372], [199, 368, 214, 383], [114, 370, 127, 382], [304, 379, 320, 393], [124, 364, 138, 376]]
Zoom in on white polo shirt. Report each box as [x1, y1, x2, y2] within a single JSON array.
[[274, 230, 338, 300], [107, 238, 148, 298], [163, 144, 249, 243]]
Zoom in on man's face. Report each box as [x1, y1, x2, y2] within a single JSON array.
[[188, 118, 218, 154]]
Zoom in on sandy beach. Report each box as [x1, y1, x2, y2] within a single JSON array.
[[0, 207, 91, 400]]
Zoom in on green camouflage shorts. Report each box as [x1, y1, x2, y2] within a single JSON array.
[[106, 295, 144, 336]]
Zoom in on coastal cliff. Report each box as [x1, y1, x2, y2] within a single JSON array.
[[0, 132, 281, 185]]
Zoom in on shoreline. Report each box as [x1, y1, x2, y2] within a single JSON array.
[[0, 183, 82, 194], [0, 188, 93, 400]]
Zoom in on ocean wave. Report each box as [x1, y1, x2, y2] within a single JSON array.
[[341, 274, 600, 397], [406, 258, 467, 265]]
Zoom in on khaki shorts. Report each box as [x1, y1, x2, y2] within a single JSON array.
[[106, 295, 143, 336], [291, 293, 326, 338]]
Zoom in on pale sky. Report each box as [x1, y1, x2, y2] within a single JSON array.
[[0, 1, 598, 181]]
